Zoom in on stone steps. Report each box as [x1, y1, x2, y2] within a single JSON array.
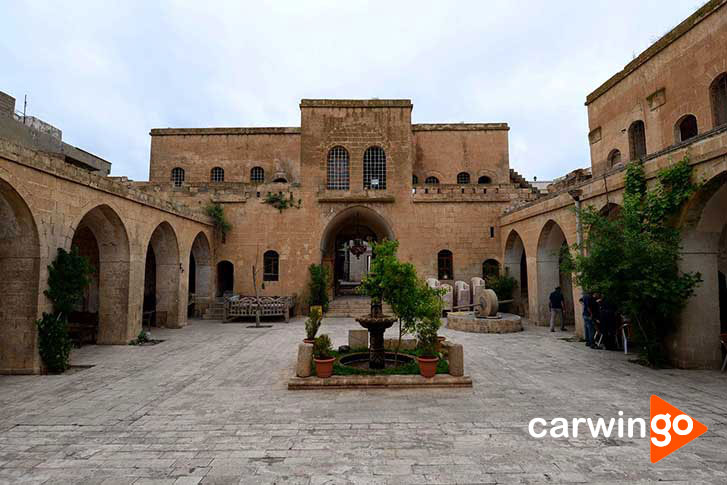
[[203, 300, 225, 320], [325, 297, 392, 318]]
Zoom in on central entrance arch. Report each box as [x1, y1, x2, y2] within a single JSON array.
[[320, 206, 395, 297]]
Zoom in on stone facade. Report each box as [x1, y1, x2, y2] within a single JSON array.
[[142, 99, 538, 301], [501, 0, 727, 369]]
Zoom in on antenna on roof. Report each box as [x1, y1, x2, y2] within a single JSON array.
[[23, 94, 27, 122]]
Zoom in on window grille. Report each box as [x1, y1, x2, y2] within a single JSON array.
[[251, 166, 265, 184], [425, 176, 439, 185], [457, 172, 470, 184], [412, 174, 418, 185], [171, 167, 185, 187], [438, 250, 453, 280], [211, 167, 224, 183], [263, 250, 279, 281], [327, 146, 350, 190], [363, 146, 386, 190]]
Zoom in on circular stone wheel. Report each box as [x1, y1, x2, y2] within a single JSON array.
[[477, 289, 499, 317]]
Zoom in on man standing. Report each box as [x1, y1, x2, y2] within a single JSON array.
[[549, 286, 565, 332], [580, 291, 596, 348]]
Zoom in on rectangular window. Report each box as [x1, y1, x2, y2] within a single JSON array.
[[490, 226, 495, 238]]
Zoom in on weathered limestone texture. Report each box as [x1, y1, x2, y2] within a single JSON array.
[[296, 343, 313, 377]]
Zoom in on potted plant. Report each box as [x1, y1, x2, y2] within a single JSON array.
[[304, 306, 323, 343], [313, 334, 335, 378], [416, 319, 440, 378]]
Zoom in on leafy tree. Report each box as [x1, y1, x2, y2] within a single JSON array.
[[485, 274, 517, 300], [563, 157, 701, 366], [307, 264, 330, 312]]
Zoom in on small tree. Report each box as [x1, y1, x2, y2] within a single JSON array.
[[307, 264, 330, 312], [485, 274, 517, 301], [305, 306, 323, 340], [564, 157, 701, 366], [358, 240, 445, 357], [38, 247, 94, 373]]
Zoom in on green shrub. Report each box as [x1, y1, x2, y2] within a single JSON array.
[[36, 313, 71, 373], [485, 274, 517, 300], [44, 247, 94, 317], [205, 202, 232, 240], [313, 334, 333, 360], [304, 307, 323, 340], [307, 264, 330, 312]]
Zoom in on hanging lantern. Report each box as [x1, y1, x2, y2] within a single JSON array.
[[349, 238, 367, 258]]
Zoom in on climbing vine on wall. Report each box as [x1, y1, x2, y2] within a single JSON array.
[[264, 192, 301, 213], [562, 156, 702, 366], [205, 202, 232, 241]]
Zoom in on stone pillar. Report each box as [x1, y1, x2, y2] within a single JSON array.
[[448, 343, 464, 377], [296, 343, 313, 377]]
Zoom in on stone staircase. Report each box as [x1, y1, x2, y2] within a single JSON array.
[[325, 296, 392, 318], [203, 297, 226, 320], [509, 168, 539, 193]]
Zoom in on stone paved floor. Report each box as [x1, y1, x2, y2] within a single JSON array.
[[1, 317, 726, 484]]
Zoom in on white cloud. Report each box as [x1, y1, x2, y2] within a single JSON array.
[[0, 0, 705, 180]]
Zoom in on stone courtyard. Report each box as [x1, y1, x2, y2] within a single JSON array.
[[1, 318, 725, 485]]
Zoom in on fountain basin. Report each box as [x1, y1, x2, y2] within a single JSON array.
[[355, 314, 397, 369], [339, 352, 415, 370], [446, 311, 523, 333]]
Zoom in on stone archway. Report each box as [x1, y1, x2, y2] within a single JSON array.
[[189, 232, 213, 316], [504, 230, 528, 317], [674, 172, 727, 368], [320, 206, 395, 297], [72, 204, 131, 344], [144, 222, 181, 328], [536, 220, 574, 327], [0, 178, 40, 373]]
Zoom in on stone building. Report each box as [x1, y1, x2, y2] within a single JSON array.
[[501, 0, 727, 368], [1, 0, 726, 374]]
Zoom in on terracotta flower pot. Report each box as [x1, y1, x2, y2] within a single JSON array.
[[314, 357, 335, 378], [303, 338, 315, 344], [417, 356, 438, 378]]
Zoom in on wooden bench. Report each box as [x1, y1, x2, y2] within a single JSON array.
[[223, 295, 296, 323]]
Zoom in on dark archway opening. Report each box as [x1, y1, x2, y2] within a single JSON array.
[[217, 261, 234, 297], [143, 246, 157, 326]]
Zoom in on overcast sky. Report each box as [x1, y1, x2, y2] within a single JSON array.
[[1, 1, 705, 181]]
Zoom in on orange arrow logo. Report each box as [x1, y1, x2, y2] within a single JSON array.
[[650, 395, 708, 463]]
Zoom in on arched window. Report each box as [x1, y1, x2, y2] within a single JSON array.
[[210, 167, 224, 183], [675, 115, 698, 143], [457, 172, 471, 184], [363, 146, 386, 190], [628, 120, 646, 161], [412, 174, 419, 185], [437, 250, 453, 280], [477, 175, 492, 184], [171, 167, 185, 187], [251, 166, 265, 184], [263, 250, 279, 281], [710, 73, 727, 128], [425, 176, 439, 185], [607, 149, 621, 168], [327, 146, 349, 190], [482, 259, 500, 279]]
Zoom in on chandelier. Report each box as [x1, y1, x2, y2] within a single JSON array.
[[348, 212, 368, 258]]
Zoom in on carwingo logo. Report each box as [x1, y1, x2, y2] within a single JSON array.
[[527, 395, 708, 463]]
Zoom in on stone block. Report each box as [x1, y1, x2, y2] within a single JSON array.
[[384, 338, 418, 351], [349, 329, 369, 349], [296, 343, 313, 377], [448, 343, 464, 377]]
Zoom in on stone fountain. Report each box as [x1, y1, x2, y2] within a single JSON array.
[[354, 299, 397, 369]]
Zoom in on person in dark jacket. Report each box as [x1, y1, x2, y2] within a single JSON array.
[[549, 287, 566, 332]]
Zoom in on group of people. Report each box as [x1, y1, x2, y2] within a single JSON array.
[[548, 286, 621, 350]]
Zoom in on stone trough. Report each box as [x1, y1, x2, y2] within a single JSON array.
[[446, 311, 523, 333]]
